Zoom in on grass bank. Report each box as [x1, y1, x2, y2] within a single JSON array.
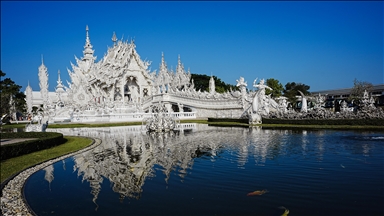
[[1, 121, 143, 130], [0, 136, 93, 184]]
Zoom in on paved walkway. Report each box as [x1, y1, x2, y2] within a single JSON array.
[[0, 138, 38, 146]]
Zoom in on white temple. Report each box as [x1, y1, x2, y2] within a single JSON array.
[[25, 26, 281, 124]]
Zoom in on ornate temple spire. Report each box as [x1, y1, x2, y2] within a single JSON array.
[[55, 70, 65, 93], [176, 54, 184, 74], [83, 25, 95, 62], [38, 56, 49, 105], [112, 32, 117, 47], [25, 81, 33, 115], [160, 52, 167, 72]]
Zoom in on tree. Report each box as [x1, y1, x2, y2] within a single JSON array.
[[265, 78, 284, 98], [0, 70, 26, 118], [348, 78, 373, 101], [191, 74, 238, 93], [283, 82, 310, 106]]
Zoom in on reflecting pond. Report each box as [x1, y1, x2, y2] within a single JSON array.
[[24, 124, 384, 215]]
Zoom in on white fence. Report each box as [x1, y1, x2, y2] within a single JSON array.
[[65, 112, 196, 123]]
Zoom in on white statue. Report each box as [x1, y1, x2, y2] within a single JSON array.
[[298, 90, 307, 113], [178, 103, 184, 113], [252, 78, 272, 115], [236, 77, 248, 109], [341, 100, 348, 112], [130, 85, 139, 104], [209, 76, 215, 94]]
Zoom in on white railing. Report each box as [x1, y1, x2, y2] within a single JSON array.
[[174, 123, 197, 130], [170, 112, 196, 119], [68, 112, 196, 123]]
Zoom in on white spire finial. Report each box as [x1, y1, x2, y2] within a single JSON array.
[[85, 25, 90, 43], [112, 32, 117, 46], [83, 25, 95, 61]]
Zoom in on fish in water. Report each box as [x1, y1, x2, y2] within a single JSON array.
[[247, 189, 268, 196], [279, 206, 289, 216]]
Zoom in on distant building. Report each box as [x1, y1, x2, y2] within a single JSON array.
[[311, 84, 384, 110]]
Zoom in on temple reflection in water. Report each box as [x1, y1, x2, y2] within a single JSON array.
[[47, 124, 336, 206]]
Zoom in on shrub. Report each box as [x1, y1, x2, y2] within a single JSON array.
[[207, 118, 249, 124], [262, 118, 384, 126], [1, 132, 65, 160]]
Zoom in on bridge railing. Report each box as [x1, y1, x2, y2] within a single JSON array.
[[170, 112, 196, 119], [69, 112, 196, 123]]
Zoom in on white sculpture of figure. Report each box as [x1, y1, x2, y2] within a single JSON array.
[[264, 95, 270, 114], [341, 100, 348, 112], [362, 90, 369, 105], [369, 96, 375, 108], [236, 77, 248, 109], [315, 93, 325, 109], [298, 90, 307, 113], [178, 103, 184, 113], [281, 98, 288, 113], [209, 76, 215, 94], [276, 96, 288, 114], [130, 85, 139, 104], [252, 78, 272, 114]]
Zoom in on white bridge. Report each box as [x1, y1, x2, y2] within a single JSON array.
[[66, 91, 245, 123]]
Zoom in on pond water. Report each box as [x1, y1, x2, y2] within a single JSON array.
[[24, 124, 384, 216]]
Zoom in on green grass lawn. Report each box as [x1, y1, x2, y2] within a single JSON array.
[[1, 121, 143, 129], [1, 136, 93, 184]]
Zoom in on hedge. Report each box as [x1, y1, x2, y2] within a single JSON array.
[[207, 118, 249, 124], [1, 132, 66, 161], [262, 118, 384, 126], [207, 117, 384, 126]]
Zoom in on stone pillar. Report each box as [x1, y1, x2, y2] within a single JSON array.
[[121, 84, 124, 103]]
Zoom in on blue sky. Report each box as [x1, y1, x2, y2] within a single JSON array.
[[1, 1, 383, 92]]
